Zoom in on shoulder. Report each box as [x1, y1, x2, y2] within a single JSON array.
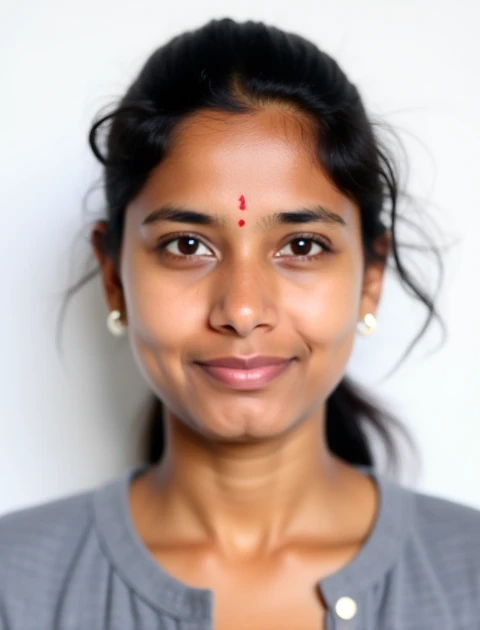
[[411, 485, 480, 557], [413, 483, 480, 522], [404, 483, 480, 615], [0, 485, 94, 546], [0, 486, 95, 594]]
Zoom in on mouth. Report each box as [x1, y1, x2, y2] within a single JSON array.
[[194, 359, 296, 390]]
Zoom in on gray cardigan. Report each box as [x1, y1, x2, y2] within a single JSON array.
[[0, 463, 479, 629]]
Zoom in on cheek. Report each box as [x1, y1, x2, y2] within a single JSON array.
[[121, 248, 203, 367], [123, 271, 202, 401], [288, 260, 362, 345], [285, 260, 362, 398], [125, 280, 199, 350]]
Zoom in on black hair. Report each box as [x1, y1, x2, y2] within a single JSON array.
[[56, 17, 449, 478]]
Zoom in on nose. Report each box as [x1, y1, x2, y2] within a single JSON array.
[[208, 260, 278, 337]]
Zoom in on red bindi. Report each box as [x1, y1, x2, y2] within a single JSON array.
[[237, 195, 246, 227]]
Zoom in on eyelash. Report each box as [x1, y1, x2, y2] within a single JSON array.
[[155, 232, 333, 262]]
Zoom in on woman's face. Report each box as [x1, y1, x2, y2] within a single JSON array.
[[94, 107, 385, 442]]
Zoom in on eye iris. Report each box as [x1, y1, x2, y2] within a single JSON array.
[[178, 237, 199, 255], [291, 238, 312, 256]]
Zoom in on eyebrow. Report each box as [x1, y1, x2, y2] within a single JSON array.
[[141, 204, 346, 230]]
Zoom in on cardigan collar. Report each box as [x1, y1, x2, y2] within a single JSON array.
[[93, 462, 413, 620]]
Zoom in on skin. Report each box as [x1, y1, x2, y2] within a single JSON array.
[[91, 106, 390, 628]]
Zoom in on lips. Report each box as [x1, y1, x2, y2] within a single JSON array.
[[194, 356, 295, 390], [196, 355, 292, 369]]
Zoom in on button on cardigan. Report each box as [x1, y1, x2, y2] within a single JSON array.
[[0, 463, 479, 629]]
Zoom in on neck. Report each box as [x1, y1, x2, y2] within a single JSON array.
[[139, 407, 363, 559]]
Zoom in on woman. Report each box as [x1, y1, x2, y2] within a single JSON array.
[[1, 17, 479, 630]]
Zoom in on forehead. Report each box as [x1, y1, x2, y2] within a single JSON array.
[[136, 107, 356, 217], [170, 106, 317, 156], [163, 107, 319, 177]]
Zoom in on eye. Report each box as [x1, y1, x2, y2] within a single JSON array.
[[157, 235, 214, 260], [274, 235, 330, 260], [155, 233, 331, 262]]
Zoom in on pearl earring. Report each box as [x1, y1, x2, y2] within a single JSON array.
[[107, 309, 127, 337], [356, 313, 377, 336]]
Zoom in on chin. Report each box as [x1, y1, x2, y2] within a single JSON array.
[[193, 413, 297, 442]]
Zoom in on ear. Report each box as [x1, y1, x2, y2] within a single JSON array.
[[91, 221, 126, 320], [359, 230, 391, 317]]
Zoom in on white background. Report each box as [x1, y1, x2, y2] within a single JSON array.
[[1, 0, 479, 514]]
